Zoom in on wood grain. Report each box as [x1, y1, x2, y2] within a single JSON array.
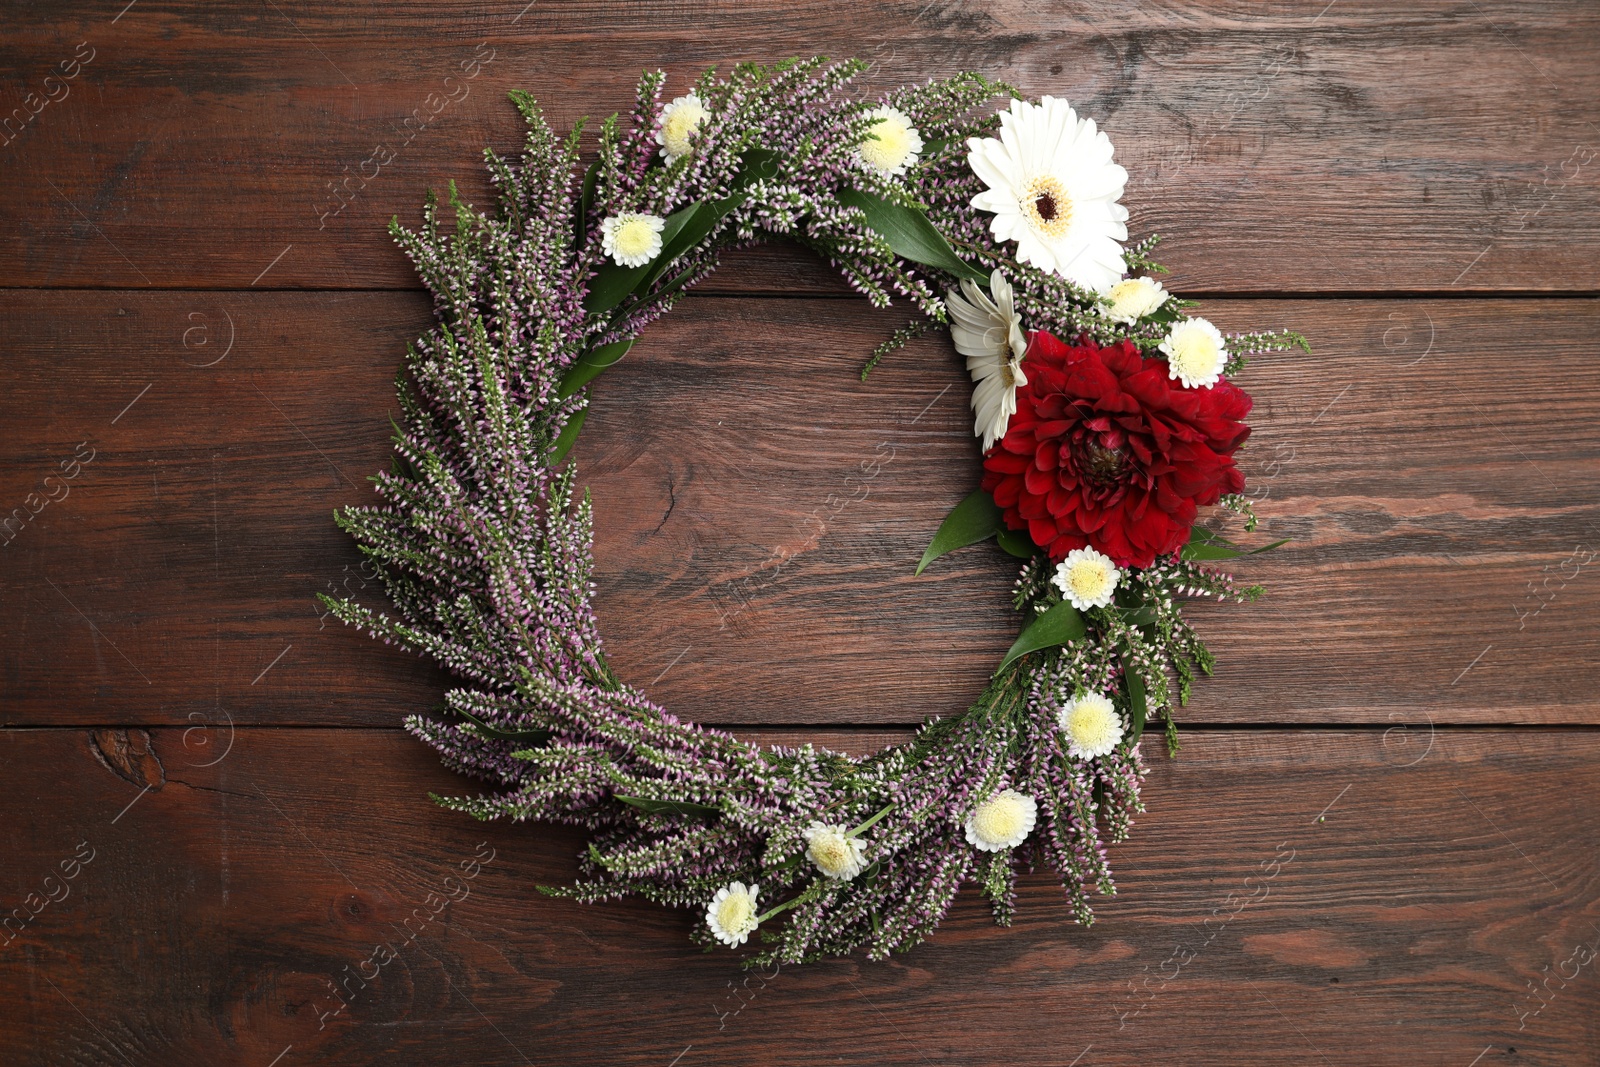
[[5, 7, 1599, 1060], [1, 291, 1596, 727], [0, 725, 1595, 1065], [2, 1, 1598, 291]]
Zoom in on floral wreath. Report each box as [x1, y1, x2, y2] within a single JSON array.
[[326, 58, 1306, 965]]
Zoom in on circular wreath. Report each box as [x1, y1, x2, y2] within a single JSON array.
[[325, 58, 1306, 965]]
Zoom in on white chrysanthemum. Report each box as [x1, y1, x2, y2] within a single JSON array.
[[964, 788, 1038, 852], [1059, 692, 1125, 759], [1104, 276, 1169, 324], [967, 96, 1129, 291], [947, 269, 1029, 451], [706, 881, 760, 947], [1159, 317, 1228, 389], [857, 106, 923, 178], [600, 212, 665, 268], [1052, 546, 1121, 610], [804, 822, 867, 881], [656, 93, 709, 163]]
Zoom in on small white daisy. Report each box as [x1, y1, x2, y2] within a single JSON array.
[[967, 96, 1129, 291], [1103, 276, 1169, 325], [856, 105, 924, 178], [600, 212, 665, 268], [804, 822, 868, 881], [656, 93, 709, 163], [1052, 546, 1121, 611], [1059, 692, 1125, 759], [1159, 317, 1228, 389], [964, 788, 1037, 852], [706, 880, 760, 947], [947, 269, 1029, 451]]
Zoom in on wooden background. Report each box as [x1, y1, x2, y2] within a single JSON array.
[[2, 2, 1598, 1064]]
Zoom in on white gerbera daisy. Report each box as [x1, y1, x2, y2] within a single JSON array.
[[1159, 316, 1228, 389], [967, 96, 1129, 292], [1059, 692, 1125, 759], [1104, 276, 1169, 324], [804, 822, 868, 881], [964, 788, 1037, 852], [600, 212, 665, 268], [1052, 546, 1121, 610], [706, 881, 760, 947], [656, 93, 708, 163], [947, 269, 1029, 451], [857, 106, 923, 178]]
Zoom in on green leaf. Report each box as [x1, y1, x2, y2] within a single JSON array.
[[727, 147, 782, 193], [550, 403, 588, 465], [1122, 657, 1148, 746], [452, 707, 552, 744], [577, 159, 599, 239], [583, 149, 779, 315], [1185, 526, 1233, 548], [997, 599, 1086, 674], [1181, 538, 1289, 561], [639, 201, 722, 291], [584, 263, 650, 314], [995, 528, 1035, 559], [616, 795, 720, 820], [638, 149, 779, 291], [1119, 604, 1158, 627], [838, 189, 988, 284], [916, 490, 1003, 575], [1146, 302, 1184, 325], [583, 201, 705, 313], [558, 339, 633, 399]]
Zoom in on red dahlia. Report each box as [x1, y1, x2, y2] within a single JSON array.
[[980, 330, 1252, 568]]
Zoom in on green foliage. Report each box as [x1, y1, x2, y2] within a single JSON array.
[[915, 489, 1005, 575], [558, 339, 633, 399], [616, 795, 722, 820], [998, 599, 1087, 673], [838, 188, 988, 283]]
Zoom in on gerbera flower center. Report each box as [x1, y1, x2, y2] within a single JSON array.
[[1021, 175, 1073, 239]]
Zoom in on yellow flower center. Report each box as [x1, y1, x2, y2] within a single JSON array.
[[1108, 279, 1145, 306], [1169, 327, 1222, 383], [661, 104, 705, 157], [714, 892, 754, 933], [1068, 700, 1116, 746], [1021, 175, 1073, 239], [1066, 558, 1113, 602], [810, 835, 854, 876], [861, 115, 915, 172], [613, 217, 659, 261], [971, 794, 1027, 843]]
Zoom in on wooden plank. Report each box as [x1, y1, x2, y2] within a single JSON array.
[[2, 291, 1597, 726], [3, 2, 1598, 291], [0, 725, 1594, 1065]]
